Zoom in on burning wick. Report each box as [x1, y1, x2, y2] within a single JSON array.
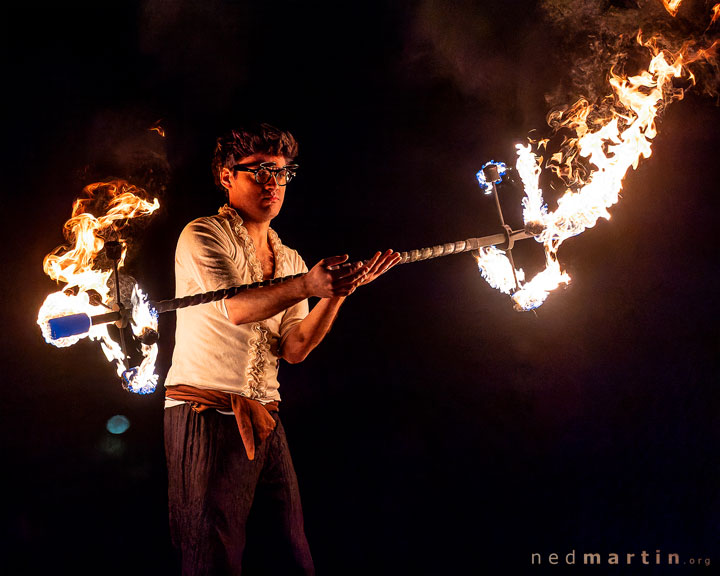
[[37, 180, 160, 394]]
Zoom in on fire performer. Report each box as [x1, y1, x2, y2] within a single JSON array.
[[163, 123, 400, 575]]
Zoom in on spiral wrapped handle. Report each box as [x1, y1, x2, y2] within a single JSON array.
[[153, 272, 306, 314], [398, 235, 503, 264]]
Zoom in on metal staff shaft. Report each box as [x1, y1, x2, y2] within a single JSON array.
[[396, 228, 533, 265], [152, 227, 536, 314], [47, 226, 538, 341]]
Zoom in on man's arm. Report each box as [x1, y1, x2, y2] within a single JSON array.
[[281, 296, 346, 364], [225, 254, 366, 325], [281, 249, 402, 363]]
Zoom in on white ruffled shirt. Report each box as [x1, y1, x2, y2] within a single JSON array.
[[164, 205, 309, 404]]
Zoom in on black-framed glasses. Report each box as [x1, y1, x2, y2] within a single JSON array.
[[232, 162, 299, 186]]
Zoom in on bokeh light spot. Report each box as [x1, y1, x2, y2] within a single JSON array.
[[106, 414, 131, 434]]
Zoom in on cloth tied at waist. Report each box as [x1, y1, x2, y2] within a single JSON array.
[[166, 385, 278, 460]]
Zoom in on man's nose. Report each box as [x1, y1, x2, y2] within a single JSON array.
[[263, 174, 280, 191]]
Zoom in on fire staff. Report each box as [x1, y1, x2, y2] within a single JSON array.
[[163, 123, 400, 575]]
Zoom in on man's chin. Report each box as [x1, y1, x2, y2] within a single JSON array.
[[260, 203, 283, 221]]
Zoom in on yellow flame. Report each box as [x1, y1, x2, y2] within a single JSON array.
[[37, 180, 160, 392], [478, 33, 714, 310], [515, 43, 685, 309], [476, 247, 525, 294], [661, 0, 683, 17]]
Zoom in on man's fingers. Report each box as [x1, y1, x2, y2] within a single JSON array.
[[317, 250, 401, 296], [365, 252, 381, 270], [332, 264, 370, 290], [322, 254, 350, 269], [379, 251, 402, 273], [332, 260, 365, 279], [334, 268, 367, 287], [370, 251, 392, 272], [366, 250, 400, 277]]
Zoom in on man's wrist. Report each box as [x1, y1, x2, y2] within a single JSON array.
[[297, 273, 313, 300]]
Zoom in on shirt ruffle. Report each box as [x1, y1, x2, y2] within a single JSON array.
[[218, 205, 289, 399]]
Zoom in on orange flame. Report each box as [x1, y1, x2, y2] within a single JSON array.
[[661, 0, 683, 17], [711, 4, 720, 26], [43, 181, 159, 285], [37, 180, 160, 393], [149, 120, 166, 137], [478, 32, 716, 310]]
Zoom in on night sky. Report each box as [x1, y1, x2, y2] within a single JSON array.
[[4, 1, 719, 574]]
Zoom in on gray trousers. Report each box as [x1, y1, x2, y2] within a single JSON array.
[[164, 404, 315, 575]]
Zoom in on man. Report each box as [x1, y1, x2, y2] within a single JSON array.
[[164, 123, 400, 575]]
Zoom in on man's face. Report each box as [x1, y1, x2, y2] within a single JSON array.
[[221, 153, 290, 225]]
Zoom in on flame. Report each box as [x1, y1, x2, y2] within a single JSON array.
[[712, 4, 720, 26], [149, 120, 165, 137], [123, 286, 159, 394], [476, 247, 525, 295], [477, 32, 715, 310], [37, 180, 160, 393], [661, 0, 683, 17]]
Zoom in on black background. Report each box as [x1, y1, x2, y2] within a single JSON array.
[[3, 1, 718, 574]]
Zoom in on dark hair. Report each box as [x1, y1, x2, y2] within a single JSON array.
[[211, 123, 299, 191]]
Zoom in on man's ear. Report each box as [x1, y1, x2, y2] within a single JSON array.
[[219, 167, 233, 190]]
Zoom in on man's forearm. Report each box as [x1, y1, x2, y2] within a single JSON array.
[[281, 296, 346, 363], [224, 276, 310, 325]]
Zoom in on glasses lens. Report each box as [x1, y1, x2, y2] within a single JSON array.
[[276, 169, 290, 186], [255, 168, 272, 185]]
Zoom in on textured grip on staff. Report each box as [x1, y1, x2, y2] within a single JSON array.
[[399, 237, 493, 264], [153, 272, 307, 314]]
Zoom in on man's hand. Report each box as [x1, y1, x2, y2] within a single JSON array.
[[354, 249, 402, 289], [302, 255, 367, 298], [303, 250, 402, 299]]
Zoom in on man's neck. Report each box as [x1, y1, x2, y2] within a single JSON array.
[[242, 219, 271, 250]]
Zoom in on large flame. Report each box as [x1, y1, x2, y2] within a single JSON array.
[[478, 28, 716, 310], [37, 180, 160, 393]]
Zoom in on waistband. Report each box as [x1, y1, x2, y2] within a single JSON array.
[[166, 384, 279, 460]]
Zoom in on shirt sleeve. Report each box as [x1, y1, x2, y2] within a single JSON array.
[[175, 218, 244, 318]]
